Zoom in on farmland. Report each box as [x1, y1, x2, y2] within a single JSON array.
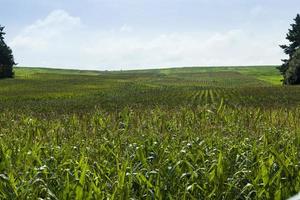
[[1, 66, 300, 199]]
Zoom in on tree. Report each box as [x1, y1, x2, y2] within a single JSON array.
[[278, 14, 300, 84], [284, 48, 300, 85], [0, 25, 15, 78]]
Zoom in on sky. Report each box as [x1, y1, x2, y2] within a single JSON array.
[[1, 0, 300, 70]]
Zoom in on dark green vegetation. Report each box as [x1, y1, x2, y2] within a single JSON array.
[[1, 66, 300, 199], [278, 14, 300, 84], [285, 49, 300, 85], [0, 25, 15, 78]]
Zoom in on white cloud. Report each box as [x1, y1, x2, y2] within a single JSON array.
[[11, 10, 81, 51], [120, 24, 133, 33], [9, 9, 284, 70]]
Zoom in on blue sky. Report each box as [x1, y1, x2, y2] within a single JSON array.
[[1, 0, 299, 70]]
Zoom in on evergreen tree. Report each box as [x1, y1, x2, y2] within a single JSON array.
[[278, 14, 300, 84], [284, 48, 300, 85], [0, 25, 15, 78]]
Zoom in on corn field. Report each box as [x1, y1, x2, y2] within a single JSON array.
[[0, 66, 300, 199]]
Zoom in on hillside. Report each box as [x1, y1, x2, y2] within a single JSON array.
[[0, 65, 289, 114]]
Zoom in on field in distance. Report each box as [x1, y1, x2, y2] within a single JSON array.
[[0, 65, 296, 113], [1, 65, 300, 199]]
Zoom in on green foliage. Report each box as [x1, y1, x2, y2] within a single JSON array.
[[278, 14, 300, 84], [284, 49, 300, 85], [1, 106, 300, 199], [280, 14, 300, 57], [0, 25, 15, 78], [0, 66, 299, 199]]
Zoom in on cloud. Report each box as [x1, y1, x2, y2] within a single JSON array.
[[11, 10, 81, 51], [10, 9, 284, 70], [120, 24, 133, 33]]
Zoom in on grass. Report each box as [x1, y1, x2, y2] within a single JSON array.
[[0, 65, 300, 199]]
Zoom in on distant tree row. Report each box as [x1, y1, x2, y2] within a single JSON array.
[[0, 25, 15, 78], [278, 14, 300, 85]]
